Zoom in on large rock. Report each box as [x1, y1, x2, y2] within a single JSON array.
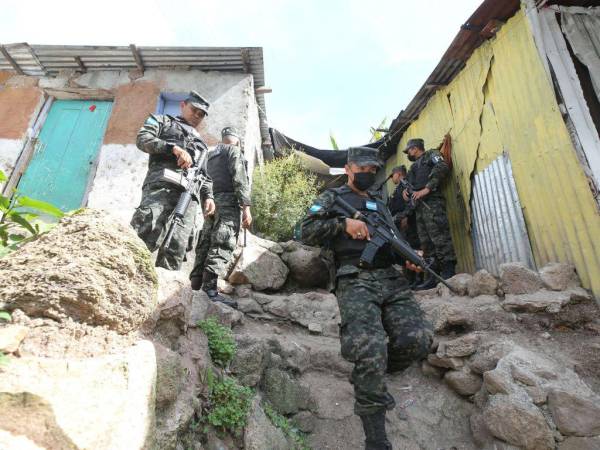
[[228, 246, 289, 291], [499, 262, 543, 295], [280, 243, 329, 288], [0, 210, 157, 333], [444, 368, 483, 396], [539, 262, 579, 291], [444, 273, 473, 296], [0, 340, 156, 449], [468, 270, 499, 297], [244, 397, 290, 450], [0, 324, 28, 353], [548, 389, 600, 436], [437, 333, 480, 358], [261, 367, 314, 415], [502, 291, 572, 314], [558, 436, 600, 450], [483, 394, 555, 450]]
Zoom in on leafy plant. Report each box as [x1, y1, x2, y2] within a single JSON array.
[[0, 169, 64, 257], [369, 117, 388, 143], [205, 375, 253, 435], [263, 402, 311, 450], [198, 317, 237, 367], [251, 154, 320, 241], [329, 131, 340, 150], [0, 311, 11, 322]]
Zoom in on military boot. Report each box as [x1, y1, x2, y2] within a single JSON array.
[[190, 275, 203, 291], [201, 271, 238, 309], [360, 411, 392, 450]]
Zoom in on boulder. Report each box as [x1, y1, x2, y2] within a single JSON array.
[[261, 367, 314, 415], [483, 394, 555, 450], [499, 262, 543, 295], [428, 353, 464, 369], [228, 246, 289, 291], [230, 338, 269, 387], [280, 244, 329, 288], [437, 333, 480, 358], [558, 436, 600, 450], [444, 273, 473, 296], [0, 324, 28, 353], [502, 291, 571, 314], [0, 210, 157, 333], [539, 262, 579, 291], [444, 368, 483, 396], [244, 397, 289, 450], [468, 270, 499, 297], [0, 340, 156, 450], [548, 389, 600, 436]]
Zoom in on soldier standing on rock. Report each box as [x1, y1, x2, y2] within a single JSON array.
[[189, 127, 252, 309], [131, 91, 215, 270], [403, 138, 456, 290], [299, 147, 433, 450]]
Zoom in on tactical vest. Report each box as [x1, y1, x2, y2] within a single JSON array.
[[407, 154, 433, 190], [149, 115, 204, 169], [328, 186, 394, 268], [207, 144, 235, 194]]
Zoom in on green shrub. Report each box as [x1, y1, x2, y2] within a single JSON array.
[[263, 402, 311, 450], [251, 153, 320, 241], [206, 375, 253, 435], [198, 317, 236, 367], [0, 169, 64, 258]]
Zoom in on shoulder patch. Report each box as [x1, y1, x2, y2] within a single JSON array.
[[365, 200, 378, 211], [432, 154, 443, 164], [309, 204, 323, 213], [145, 116, 159, 127]]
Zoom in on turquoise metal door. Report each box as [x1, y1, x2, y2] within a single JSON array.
[[17, 100, 112, 212]]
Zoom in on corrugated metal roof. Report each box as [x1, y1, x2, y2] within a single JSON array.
[[0, 43, 269, 146]]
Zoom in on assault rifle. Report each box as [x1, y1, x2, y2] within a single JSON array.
[[159, 138, 209, 251], [399, 179, 430, 210], [333, 195, 456, 293]]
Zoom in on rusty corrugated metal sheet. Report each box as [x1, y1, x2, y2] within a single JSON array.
[[388, 7, 600, 296], [471, 154, 536, 274]]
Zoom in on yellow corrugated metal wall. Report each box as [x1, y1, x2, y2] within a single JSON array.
[[388, 6, 600, 296]]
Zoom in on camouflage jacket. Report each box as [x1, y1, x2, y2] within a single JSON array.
[[406, 149, 449, 195], [136, 114, 213, 200], [207, 143, 252, 207]]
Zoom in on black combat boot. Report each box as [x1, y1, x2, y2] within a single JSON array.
[[201, 271, 238, 309], [360, 411, 392, 450], [190, 275, 202, 291], [440, 262, 456, 280]]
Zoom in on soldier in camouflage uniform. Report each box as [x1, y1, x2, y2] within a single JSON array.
[[299, 147, 433, 450], [131, 91, 215, 270], [190, 127, 252, 308], [403, 138, 456, 289]]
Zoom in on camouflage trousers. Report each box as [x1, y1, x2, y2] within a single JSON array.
[[190, 194, 240, 279], [335, 266, 433, 416], [130, 182, 198, 271], [415, 196, 456, 266]]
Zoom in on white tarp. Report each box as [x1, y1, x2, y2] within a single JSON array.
[[560, 6, 600, 101]]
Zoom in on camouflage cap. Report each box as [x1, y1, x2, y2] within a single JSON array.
[[186, 91, 210, 115], [221, 126, 240, 139], [403, 138, 425, 154], [347, 146, 382, 168]]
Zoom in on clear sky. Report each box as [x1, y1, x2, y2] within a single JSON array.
[[3, 0, 482, 148]]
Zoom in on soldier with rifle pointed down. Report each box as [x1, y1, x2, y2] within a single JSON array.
[[298, 147, 434, 450], [131, 91, 215, 270]]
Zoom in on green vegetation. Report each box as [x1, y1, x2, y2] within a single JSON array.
[[0, 169, 64, 258], [198, 317, 237, 368], [251, 154, 320, 241], [263, 402, 311, 450], [369, 117, 388, 143], [205, 374, 254, 436]]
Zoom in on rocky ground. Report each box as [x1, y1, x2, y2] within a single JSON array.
[[0, 209, 599, 450]]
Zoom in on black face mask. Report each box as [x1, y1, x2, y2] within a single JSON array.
[[407, 154, 417, 162], [352, 172, 376, 191]]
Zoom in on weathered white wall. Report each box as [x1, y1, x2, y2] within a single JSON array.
[[86, 144, 146, 225], [0, 139, 23, 191], [4, 69, 263, 223]]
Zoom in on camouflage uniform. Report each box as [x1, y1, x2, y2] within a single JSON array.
[[131, 114, 212, 270], [190, 143, 251, 280], [299, 185, 433, 417], [406, 149, 456, 270]]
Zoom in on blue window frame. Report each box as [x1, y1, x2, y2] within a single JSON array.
[[155, 92, 187, 116]]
